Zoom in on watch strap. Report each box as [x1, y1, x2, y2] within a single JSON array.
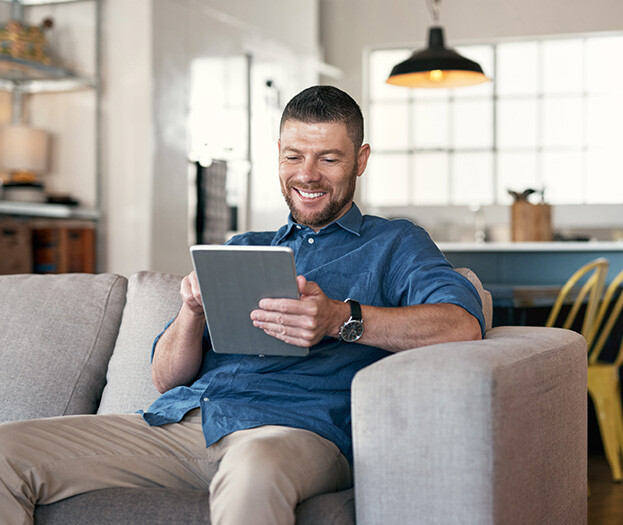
[[345, 298, 362, 321]]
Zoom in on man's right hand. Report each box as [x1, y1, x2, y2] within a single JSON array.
[[151, 271, 206, 393], [180, 271, 205, 317]]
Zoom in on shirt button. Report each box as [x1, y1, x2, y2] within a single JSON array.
[[203, 397, 210, 402], [296, 225, 302, 230], [308, 238, 315, 244]]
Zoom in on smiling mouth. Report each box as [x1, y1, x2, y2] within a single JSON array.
[[295, 188, 326, 199]]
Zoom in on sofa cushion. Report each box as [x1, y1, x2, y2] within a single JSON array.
[[34, 486, 355, 524], [97, 271, 183, 414], [455, 267, 493, 331], [0, 273, 128, 422]]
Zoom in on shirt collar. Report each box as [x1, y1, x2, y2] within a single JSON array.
[[333, 203, 363, 235], [276, 203, 363, 243]]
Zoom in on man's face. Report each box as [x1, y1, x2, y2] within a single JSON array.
[[278, 120, 370, 231]]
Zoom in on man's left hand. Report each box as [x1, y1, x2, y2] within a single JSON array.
[[251, 276, 349, 348]]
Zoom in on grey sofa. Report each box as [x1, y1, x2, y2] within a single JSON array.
[[0, 270, 587, 524]]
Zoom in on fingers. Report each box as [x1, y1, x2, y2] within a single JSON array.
[[251, 309, 315, 333], [180, 271, 204, 316], [251, 299, 323, 347], [254, 318, 319, 348], [251, 278, 334, 348], [261, 327, 315, 348], [258, 297, 313, 315]]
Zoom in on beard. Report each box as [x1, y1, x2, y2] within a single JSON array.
[[281, 165, 358, 229]]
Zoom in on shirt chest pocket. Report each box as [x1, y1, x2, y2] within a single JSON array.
[[309, 271, 379, 306]]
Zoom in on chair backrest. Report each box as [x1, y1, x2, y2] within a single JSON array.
[[545, 257, 609, 345], [588, 267, 623, 366]]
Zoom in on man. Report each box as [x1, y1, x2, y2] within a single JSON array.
[[0, 85, 483, 525]]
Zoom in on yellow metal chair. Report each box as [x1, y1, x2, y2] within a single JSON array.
[[587, 268, 623, 482], [544, 258, 609, 493], [545, 257, 609, 346]]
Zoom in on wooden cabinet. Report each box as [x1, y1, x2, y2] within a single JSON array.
[[0, 216, 95, 274]]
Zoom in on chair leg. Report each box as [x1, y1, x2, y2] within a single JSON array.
[[589, 389, 623, 482]]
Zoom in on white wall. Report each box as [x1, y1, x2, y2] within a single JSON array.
[[105, 0, 154, 275], [320, 0, 623, 102], [104, 0, 319, 276]]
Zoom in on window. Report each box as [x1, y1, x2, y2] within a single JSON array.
[[365, 34, 623, 207]]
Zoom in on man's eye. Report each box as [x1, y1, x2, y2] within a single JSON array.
[[323, 158, 338, 164], [286, 156, 300, 161]]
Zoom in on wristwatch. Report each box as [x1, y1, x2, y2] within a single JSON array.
[[338, 299, 364, 342]]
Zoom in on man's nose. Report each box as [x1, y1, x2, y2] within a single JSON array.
[[299, 158, 321, 182]]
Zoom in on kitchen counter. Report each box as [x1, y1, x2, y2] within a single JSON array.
[[438, 241, 623, 286], [438, 241, 623, 252]]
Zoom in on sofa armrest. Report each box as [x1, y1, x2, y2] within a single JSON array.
[[352, 326, 587, 525]]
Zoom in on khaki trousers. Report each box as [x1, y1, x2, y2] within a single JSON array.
[[0, 409, 352, 525]]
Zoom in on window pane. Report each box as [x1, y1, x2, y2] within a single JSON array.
[[413, 88, 451, 102], [542, 97, 584, 148], [453, 45, 494, 98], [587, 95, 623, 147], [497, 42, 538, 96], [586, 36, 623, 94], [541, 151, 584, 203], [412, 101, 449, 148], [586, 149, 623, 204], [497, 99, 538, 149], [542, 39, 584, 94], [369, 49, 411, 101], [451, 100, 493, 148], [370, 103, 409, 150], [497, 152, 539, 204], [451, 152, 494, 205], [412, 152, 449, 204], [364, 153, 410, 206]]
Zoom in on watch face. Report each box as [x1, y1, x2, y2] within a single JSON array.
[[340, 320, 364, 342]]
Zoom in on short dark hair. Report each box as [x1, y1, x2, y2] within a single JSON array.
[[280, 85, 364, 148]]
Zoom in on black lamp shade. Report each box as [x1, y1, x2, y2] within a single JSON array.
[[387, 27, 489, 88]]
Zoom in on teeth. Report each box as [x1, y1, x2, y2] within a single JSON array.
[[298, 190, 325, 198]]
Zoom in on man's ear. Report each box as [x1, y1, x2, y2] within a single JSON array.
[[357, 144, 371, 177]]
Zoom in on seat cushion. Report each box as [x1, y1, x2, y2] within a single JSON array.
[[0, 273, 127, 422], [34, 487, 354, 525], [97, 271, 183, 414]]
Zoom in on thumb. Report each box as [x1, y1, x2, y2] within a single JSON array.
[[296, 275, 308, 296], [298, 276, 324, 299]]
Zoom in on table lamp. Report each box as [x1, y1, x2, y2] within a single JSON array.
[[0, 124, 50, 202]]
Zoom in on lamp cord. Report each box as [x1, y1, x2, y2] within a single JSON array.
[[427, 0, 441, 23]]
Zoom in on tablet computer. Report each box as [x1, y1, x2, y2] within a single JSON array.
[[190, 245, 309, 357]]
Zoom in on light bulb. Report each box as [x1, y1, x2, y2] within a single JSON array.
[[429, 69, 444, 82]]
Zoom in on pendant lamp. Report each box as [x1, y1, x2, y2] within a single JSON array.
[[386, 0, 489, 88]]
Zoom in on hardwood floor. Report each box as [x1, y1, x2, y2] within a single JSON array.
[[588, 454, 623, 524]]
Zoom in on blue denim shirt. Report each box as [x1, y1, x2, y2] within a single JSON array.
[[141, 204, 485, 463]]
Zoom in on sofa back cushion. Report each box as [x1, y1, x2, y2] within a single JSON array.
[[0, 273, 127, 423], [96, 268, 490, 416], [455, 267, 493, 331], [97, 271, 183, 414]]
